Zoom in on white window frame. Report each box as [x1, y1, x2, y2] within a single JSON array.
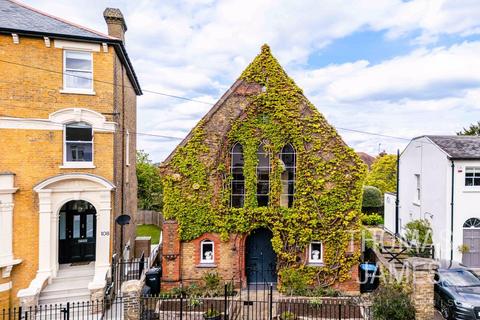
[[62, 122, 95, 168], [465, 167, 480, 187], [126, 130, 130, 166], [62, 50, 94, 94], [414, 174, 421, 204], [308, 241, 323, 264], [200, 240, 215, 264]]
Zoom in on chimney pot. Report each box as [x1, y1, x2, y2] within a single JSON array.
[[103, 8, 127, 43]]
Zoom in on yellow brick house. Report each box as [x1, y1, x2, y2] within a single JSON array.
[[0, 0, 141, 308]]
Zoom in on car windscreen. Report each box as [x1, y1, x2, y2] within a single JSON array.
[[442, 269, 480, 287]]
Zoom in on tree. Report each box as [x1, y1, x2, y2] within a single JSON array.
[[137, 150, 163, 211], [457, 121, 480, 135], [362, 186, 383, 208], [365, 154, 397, 194]]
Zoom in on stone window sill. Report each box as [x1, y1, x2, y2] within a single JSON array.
[[196, 263, 217, 268], [60, 163, 96, 169], [60, 89, 96, 96], [307, 262, 324, 267]]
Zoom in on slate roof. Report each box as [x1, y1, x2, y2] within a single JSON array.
[[0, 0, 112, 40], [0, 0, 142, 94], [424, 135, 480, 159]]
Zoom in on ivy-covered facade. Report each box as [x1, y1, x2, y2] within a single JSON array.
[[160, 45, 366, 293]]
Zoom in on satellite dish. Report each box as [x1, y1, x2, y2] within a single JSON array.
[[116, 214, 131, 226]]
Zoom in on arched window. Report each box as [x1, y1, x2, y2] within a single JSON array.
[[231, 143, 245, 208], [64, 122, 93, 164], [200, 239, 214, 264], [280, 144, 296, 208], [464, 218, 480, 228], [257, 143, 270, 207]]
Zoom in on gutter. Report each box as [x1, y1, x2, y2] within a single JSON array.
[[0, 28, 142, 95], [450, 160, 455, 262]]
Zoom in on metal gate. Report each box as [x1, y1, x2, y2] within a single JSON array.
[[463, 218, 480, 267]]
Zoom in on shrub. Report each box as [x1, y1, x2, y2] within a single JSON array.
[[371, 284, 415, 320], [278, 268, 313, 296], [361, 213, 384, 226], [279, 311, 297, 320], [405, 219, 432, 245], [362, 186, 383, 210]]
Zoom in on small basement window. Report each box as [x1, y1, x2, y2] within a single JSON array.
[[309, 241, 323, 264], [200, 240, 214, 264], [465, 167, 480, 186]]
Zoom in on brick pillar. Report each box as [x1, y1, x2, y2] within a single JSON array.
[[161, 220, 181, 289], [121, 280, 142, 320], [405, 257, 438, 320]]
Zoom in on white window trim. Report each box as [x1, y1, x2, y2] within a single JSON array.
[[62, 50, 94, 94], [200, 240, 215, 264], [308, 241, 323, 264], [413, 174, 421, 205], [126, 130, 130, 166], [464, 167, 480, 189], [62, 123, 95, 168]]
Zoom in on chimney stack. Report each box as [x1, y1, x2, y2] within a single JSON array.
[[103, 8, 127, 43]]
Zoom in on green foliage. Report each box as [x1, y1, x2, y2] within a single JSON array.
[[162, 45, 366, 287], [405, 219, 433, 245], [361, 213, 384, 226], [278, 267, 342, 296], [457, 121, 480, 135], [365, 154, 397, 194], [137, 150, 163, 211], [203, 308, 221, 318], [371, 284, 415, 320], [136, 224, 161, 244], [279, 311, 297, 320], [362, 186, 383, 208]]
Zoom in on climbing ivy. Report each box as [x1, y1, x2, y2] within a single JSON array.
[[162, 45, 367, 288]]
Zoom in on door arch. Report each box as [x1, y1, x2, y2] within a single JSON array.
[[463, 218, 480, 267], [58, 200, 97, 264], [245, 228, 277, 284]]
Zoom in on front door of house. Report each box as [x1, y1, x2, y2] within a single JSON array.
[[59, 200, 96, 264], [245, 228, 277, 284]]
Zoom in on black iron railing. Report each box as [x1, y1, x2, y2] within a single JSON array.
[[140, 284, 372, 320], [1, 298, 124, 320]]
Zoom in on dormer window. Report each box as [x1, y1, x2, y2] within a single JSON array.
[[64, 122, 93, 167], [63, 50, 93, 93]]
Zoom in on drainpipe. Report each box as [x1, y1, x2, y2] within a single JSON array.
[[450, 160, 455, 262], [395, 149, 400, 235]]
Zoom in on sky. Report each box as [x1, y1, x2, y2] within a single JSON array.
[[24, 0, 480, 163]]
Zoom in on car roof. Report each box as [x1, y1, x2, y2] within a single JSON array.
[[437, 260, 468, 271]]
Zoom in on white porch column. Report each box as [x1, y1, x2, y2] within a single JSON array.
[[37, 190, 53, 279], [89, 190, 112, 291]]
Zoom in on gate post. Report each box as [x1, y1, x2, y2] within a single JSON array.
[[405, 257, 438, 320], [121, 279, 143, 320]]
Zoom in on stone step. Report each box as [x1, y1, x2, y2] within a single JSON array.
[[38, 291, 91, 306]]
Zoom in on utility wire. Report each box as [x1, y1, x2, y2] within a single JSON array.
[[0, 58, 415, 143]]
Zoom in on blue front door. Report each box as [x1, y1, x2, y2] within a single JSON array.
[[245, 228, 277, 284]]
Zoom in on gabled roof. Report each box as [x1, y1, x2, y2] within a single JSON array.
[[0, 0, 142, 95], [420, 135, 480, 160]]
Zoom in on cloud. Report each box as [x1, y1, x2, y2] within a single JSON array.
[[298, 42, 480, 102], [22, 0, 480, 161]]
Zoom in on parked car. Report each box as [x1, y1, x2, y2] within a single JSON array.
[[435, 260, 480, 319]]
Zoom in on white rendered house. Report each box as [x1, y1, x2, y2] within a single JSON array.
[[386, 135, 480, 267]]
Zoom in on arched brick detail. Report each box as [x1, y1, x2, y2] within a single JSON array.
[[191, 233, 222, 266]]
